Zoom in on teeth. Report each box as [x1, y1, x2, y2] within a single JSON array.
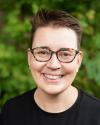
[[44, 74, 62, 80]]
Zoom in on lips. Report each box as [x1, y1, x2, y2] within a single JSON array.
[[43, 73, 64, 81]]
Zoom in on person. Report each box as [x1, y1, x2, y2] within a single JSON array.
[[1, 9, 100, 125]]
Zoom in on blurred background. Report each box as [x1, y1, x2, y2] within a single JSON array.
[[0, 0, 100, 111]]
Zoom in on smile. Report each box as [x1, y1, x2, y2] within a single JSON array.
[[43, 73, 64, 80]]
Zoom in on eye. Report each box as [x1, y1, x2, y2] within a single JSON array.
[[59, 51, 72, 56], [63, 52, 70, 56], [37, 50, 49, 55]]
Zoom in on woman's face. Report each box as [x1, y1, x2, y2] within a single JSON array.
[[28, 26, 82, 95]]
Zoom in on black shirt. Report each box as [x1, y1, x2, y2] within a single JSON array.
[[1, 88, 100, 125]]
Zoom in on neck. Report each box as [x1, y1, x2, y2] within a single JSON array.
[[34, 86, 78, 113]]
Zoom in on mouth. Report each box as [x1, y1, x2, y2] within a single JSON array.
[[42, 73, 64, 83]]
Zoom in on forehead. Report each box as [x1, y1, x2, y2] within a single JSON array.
[[32, 26, 78, 50]]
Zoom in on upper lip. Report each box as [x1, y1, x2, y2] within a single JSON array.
[[42, 73, 64, 76]]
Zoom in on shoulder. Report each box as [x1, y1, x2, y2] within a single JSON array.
[[1, 88, 37, 124], [2, 88, 36, 113], [81, 90, 100, 106], [79, 89, 100, 115]]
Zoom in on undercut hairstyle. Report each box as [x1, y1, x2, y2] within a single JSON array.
[[30, 9, 83, 49]]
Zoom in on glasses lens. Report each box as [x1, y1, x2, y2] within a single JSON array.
[[58, 49, 77, 62], [33, 48, 51, 61]]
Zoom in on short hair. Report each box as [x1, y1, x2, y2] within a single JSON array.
[[30, 9, 83, 49]]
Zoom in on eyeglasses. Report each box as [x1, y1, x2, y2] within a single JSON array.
[[29, 47, 79, 63]]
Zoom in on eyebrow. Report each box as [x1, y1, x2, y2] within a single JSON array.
[[59, 48, 71, 51], [58, 48, 78, 52], [40, 46, 50, 49], [32, 46, 50, 49]]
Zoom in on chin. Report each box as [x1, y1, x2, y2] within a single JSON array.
[[41, 86, 68, 96]]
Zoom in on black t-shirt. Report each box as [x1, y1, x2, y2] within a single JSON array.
[[1, 88, 100, 125]]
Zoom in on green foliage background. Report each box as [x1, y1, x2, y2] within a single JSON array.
[[0, 0, 100, 111]]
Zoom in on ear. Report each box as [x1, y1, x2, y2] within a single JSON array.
[[76, 51, 83, 71], [27, 48, 31, 66]]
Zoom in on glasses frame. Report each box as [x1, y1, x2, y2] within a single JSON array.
[[29, 47, 80, 63]]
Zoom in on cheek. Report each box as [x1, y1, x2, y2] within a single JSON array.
[[63, 63, 77, 74], [29, 62, 43, 82], [30, 59, 46, 73]]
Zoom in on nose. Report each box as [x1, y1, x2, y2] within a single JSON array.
[[46, 53, 61, 70]]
